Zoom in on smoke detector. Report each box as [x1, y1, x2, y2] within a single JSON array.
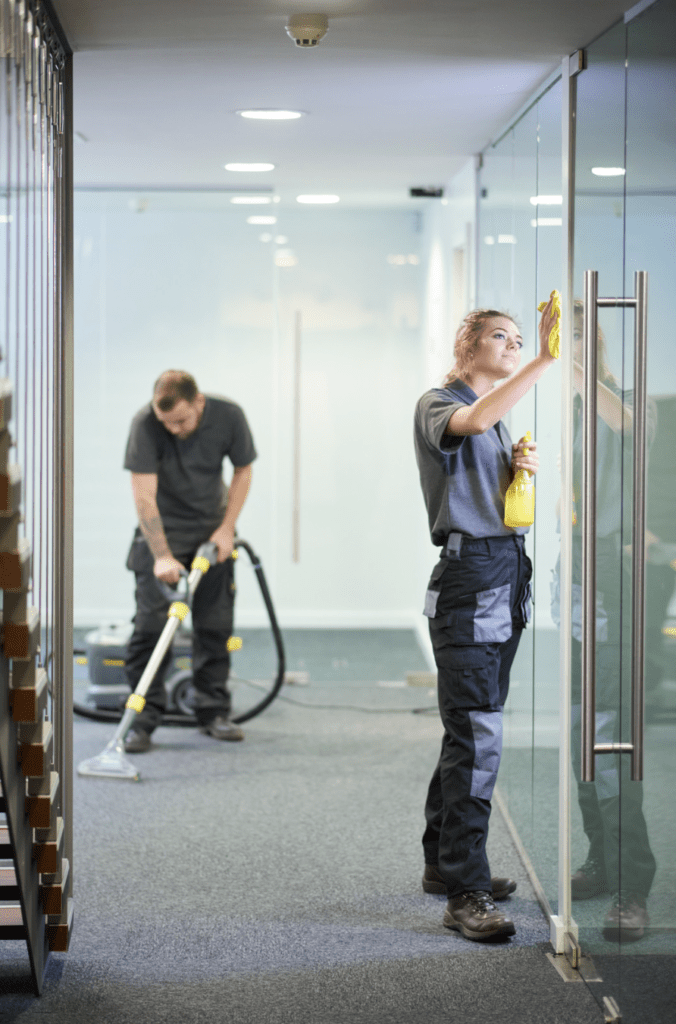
[[285, 13, 329, 47]]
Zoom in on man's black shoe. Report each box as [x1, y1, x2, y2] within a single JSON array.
[[423, 864, 517, 901], [571, 855, 608, 900], [124, 728, 152, 754], [200, 716, 245, 741], [443, 891, 516, 942]]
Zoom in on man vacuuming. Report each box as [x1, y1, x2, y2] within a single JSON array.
[[122, 370, 256, 753]]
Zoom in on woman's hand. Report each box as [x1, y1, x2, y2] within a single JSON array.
[[512, 436, 539, 476], [538, 295, 559, 363]]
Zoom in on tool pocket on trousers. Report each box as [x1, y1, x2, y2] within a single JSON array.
[[126, 529, 153, 573], [422, 559, 448, 619], [435, 643, 501, 709], [434, 583, 512, 644]]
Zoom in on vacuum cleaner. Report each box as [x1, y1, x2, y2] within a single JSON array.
[[76, 538, 285, 781]]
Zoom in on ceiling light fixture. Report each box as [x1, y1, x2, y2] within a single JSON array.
[[230, 196, 272, 205], [296, 194, 340, 204], [591, 167, 626, 176], [247, 216, 277, 225], [238, 109, 304, 120], [529, 195, 562, 206], [530, 218, 563, 227], [225, 162, 275, 172]]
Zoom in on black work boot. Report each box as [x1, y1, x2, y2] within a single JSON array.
[[443, 891, 516, 942], [199, 716, 244, 741], [571, 855, 608, 900], [423, 864, 517, 900], [124, 728, 152, 754]]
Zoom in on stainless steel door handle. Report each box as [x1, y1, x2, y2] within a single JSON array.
[[630, 271, 648, 781], [581, 271, 599, 783], [580, 270, 648, 783]]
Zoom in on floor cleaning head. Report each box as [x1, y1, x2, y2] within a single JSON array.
[[77, 733, 140, 782]]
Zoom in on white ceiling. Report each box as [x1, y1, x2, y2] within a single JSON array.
[[55, 0, 632, 207]]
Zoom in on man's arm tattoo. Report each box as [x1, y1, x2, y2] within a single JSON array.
[[137, 502, 171, 561]]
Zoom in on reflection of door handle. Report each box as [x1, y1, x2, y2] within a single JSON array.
[[580, 270, 648, 783]]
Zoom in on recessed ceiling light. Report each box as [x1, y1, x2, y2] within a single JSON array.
[[247, 216, 277, 225], [530, 217, 563, 227], [230, 196, 272, 205], [498, 234, 517, 244], [274, 235, 288, 244], [296, 194, 340, 204], [591, 167, 626, 176], [238, 109, 304, 120], [529, 195, 562, 205], [225, 162, 275, 172]]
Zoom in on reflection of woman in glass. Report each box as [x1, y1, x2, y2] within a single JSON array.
[[567, 300, 656, 941], [413, 300, 557, 942]]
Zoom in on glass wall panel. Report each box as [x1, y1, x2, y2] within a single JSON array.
[[478, 79, 563, 914], [622, 1, 676, 1018], [572, 2, 676, 1017], [73, 193, 424, 655], [572, 20, 638, 1017]]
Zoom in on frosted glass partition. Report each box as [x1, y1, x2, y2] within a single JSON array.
[[73, 192, 425, 630], [477, 78, 563, 914]]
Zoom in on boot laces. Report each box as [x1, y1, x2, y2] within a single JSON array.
[[463, 890, 497, 913]]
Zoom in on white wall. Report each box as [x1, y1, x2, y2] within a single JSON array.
[[73, 194, 430, 630], [412, 159, 478, 662], [420, 159, 477, 391]]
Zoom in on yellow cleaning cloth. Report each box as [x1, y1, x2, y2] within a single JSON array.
[[537, 289, 561, 359]]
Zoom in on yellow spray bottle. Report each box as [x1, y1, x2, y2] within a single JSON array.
[[504, 430, 534, 528]]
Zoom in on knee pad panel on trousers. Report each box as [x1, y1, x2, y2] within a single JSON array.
[[468, 709, 503, 801]]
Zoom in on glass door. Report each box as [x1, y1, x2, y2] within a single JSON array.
[[620, 0, 676, 1018], [572, 1, 676, 1019]]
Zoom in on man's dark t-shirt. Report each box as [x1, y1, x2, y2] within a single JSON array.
[[124, 395, 257, 547]]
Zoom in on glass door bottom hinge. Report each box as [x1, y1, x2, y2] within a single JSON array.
[[545, 951, 603, 985]]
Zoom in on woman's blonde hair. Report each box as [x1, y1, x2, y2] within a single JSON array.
[[444, 308, 517, 387]]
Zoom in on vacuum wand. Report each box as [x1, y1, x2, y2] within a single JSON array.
[[77, 541, 218, 781]]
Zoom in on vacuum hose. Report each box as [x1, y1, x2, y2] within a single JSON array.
[[73, 538, 285, 726]]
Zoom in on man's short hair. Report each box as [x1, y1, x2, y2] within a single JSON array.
[[153, 371, 199, 412]]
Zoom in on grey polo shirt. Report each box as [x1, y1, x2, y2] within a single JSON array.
[[124, 394, 257, 541], [414, 380, 528, 547]]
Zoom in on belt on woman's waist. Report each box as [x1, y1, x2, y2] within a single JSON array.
[[443, 531, 525, 559]]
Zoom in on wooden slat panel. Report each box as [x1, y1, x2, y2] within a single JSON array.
[[18, 722, 53, 779], [3, 607, 41, 661]]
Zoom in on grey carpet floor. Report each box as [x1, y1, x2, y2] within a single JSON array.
[[0, 636, 607, 1023]]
